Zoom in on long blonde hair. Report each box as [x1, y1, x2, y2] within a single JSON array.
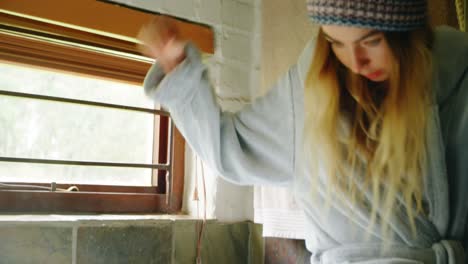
[[304, 25, 434, 236]]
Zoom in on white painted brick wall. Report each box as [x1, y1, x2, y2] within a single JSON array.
[[221, 0, 255, 32], [162, 0, 197, 19], [109, 0, 261, 221], [111, 0, 258, 100], [197, 0, 222, 25], [220, 28, 253, 64], [219, 62, 251, 98], [114, 0, 164, 13]]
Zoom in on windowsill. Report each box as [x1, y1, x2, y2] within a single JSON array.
[[0, 214, 200, 224]]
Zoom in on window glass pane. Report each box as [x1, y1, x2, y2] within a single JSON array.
[[0, 162, 152, 186], [0, 63, 155, 109], [0, 63, 157, 186]]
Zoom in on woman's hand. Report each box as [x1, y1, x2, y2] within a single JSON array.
[[137, 16, 187, 74]]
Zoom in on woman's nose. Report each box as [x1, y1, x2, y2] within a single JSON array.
[[349, 47, 369, 74]]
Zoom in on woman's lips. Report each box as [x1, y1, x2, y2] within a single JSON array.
[[365, 70, 383, 80]]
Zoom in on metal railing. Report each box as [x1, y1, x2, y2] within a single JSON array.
[[0, 89, 173, 199]]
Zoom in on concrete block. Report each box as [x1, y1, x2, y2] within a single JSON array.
[[219, 62, 252, 98], [107, 0, 164, 13], [201, 221, 251, 264], [173, 220, 199, 263], [163, 0, 197, 20], [222, 0, 255, 32], [0, 226, 72, 264], [220, 28, 253, 64], [76, 221, 172, 264], [197, 0, 222, 25]]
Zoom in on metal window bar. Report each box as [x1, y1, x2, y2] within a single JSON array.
[[0, 89, 174, 201]]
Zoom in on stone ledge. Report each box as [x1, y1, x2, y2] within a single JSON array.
[[0, 214, 198, 224], [0, 217, 263, 264]]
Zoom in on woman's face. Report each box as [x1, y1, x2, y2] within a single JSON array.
[[321, 25, 394, 82]]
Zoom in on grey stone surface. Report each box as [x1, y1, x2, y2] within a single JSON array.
[[0, 220, 262, 264], [76, 221, 172, 264], [200, 221, 250, 264], [173, 220, 265, 264], [173, 220, 264, 264], [0, 226, 72, 264], [173, 220, 199, 264], [248, 223, 264, 264]]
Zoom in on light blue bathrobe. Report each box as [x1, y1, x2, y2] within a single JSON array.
[[144, 26, 467, 263]]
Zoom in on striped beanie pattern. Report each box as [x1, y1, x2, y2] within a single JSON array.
[[306, 0, 427, 31]]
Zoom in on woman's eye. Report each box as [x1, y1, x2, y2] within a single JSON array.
[[330, 41, 344, 48], [365, 38, 382, 46]]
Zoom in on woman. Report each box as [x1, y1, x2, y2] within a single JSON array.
[[138, 0, 468, 263]]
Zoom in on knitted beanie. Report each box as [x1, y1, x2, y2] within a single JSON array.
[[306, 0, 427, 31]]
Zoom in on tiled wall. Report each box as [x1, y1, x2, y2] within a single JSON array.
[[0, 219, 263, 264]]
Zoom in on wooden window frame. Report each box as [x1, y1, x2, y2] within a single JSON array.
[[0, 1, 214, 213], [0, 0, 214, 54]]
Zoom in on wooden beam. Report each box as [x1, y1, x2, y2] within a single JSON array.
[[0, 0, 214, 54]]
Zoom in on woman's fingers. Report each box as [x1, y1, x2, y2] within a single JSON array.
[[137, 16, 180, 59], [136, 25, 155, 57], [158, 36, 187, 73], [137, 15, 187, 73]]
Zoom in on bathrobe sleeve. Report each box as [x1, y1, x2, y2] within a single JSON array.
[[143, 43, 306, 186]]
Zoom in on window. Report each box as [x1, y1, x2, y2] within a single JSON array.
[[0, 0, 213, 213]]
